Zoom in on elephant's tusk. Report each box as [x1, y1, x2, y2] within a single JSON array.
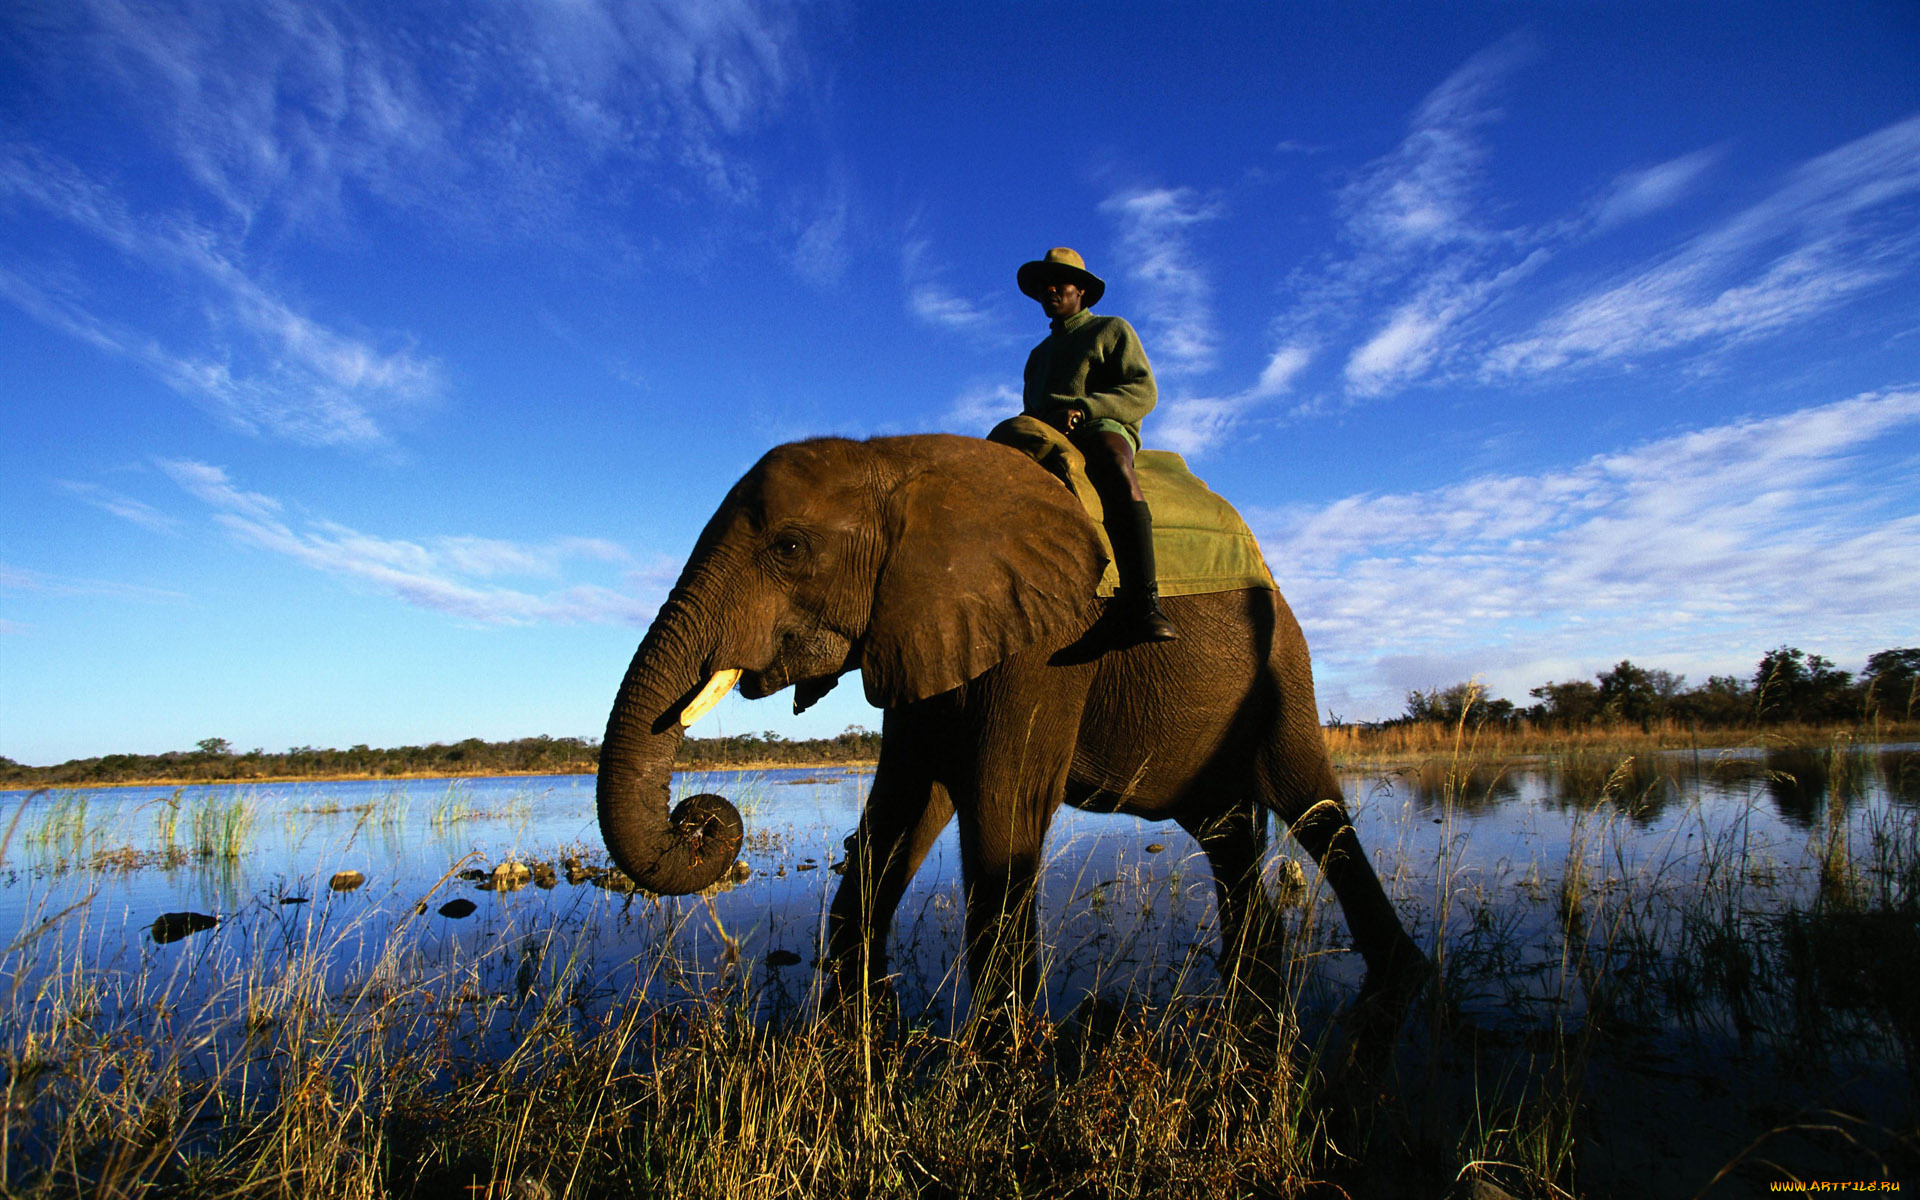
[[678, 669, 743, 728]]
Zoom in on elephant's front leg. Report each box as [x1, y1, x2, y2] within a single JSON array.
[[824, 737, 954, 1014], [950, 667, 1082, 1042], [956, 798, 1058, 1040]]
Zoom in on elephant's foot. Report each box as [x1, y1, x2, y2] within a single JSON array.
[[1050, 995, 1126, 1083], [818, 949, 901, 1033], [1358, 934, 1433, 1008], [960, 993, 1047, 1063], [1217, 943, 1295, 1054], [1340, 935, 1434, 1068]]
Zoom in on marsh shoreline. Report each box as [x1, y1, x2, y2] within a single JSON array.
[[3, 759, 880, 792], [12, 715, 1912, 791]]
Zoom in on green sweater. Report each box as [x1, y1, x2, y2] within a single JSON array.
[[1021, 309, 1157, 439]]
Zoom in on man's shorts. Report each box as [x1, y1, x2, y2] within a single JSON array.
[[1077, 417, 1140, 451]]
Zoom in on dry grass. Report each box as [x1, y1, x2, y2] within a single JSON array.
[[1323, 716, 1920, 767]]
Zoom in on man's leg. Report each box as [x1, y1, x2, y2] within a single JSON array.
[[1076, 428, 1178, 644]]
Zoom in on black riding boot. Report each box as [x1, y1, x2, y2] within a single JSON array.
[[1104, 499, 1178, 644]]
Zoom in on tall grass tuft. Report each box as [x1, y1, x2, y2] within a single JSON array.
[[431, 780, 475, 829], [24, 791, 100, 857], [149, 788, 186, 852], [188, 790, 256, 859]]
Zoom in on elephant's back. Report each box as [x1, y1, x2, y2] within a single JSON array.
[[1072, 588, 1321, 811]]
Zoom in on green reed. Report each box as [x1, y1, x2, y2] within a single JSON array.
[[430, 780, 475, 829], [146, 788, 187, 852], [187, 790, 256, 860], [24, 791, 100, 856]]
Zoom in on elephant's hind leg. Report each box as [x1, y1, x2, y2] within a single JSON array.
[[1178, 800, 1272, 971], [1259, 749, 1429, 1000], [1178, 799, 1290, 1028]]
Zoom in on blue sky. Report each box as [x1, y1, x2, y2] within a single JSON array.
[[3, 2, 1917, 764]]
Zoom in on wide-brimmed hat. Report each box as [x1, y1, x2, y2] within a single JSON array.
[[1017, 247, 1105, 307]]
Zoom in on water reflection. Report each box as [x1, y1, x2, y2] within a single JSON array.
[[1394, 760, 1521, 815], [1876, 746, 1920, 807], [1381, 743, 1920, 835]]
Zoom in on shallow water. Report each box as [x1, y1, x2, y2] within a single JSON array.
[[3, 746, 1910, 1026], [3, 744, 1915, 1190]]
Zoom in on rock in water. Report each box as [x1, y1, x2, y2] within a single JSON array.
[[152, 912, 217, 943], [329, 870, 366, 892], [766, 949, 802, 967], [491, 861, 533, 892], [438, 898, 477, 919]]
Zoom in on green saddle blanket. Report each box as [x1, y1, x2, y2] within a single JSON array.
[[987, 415, 1276, 598]]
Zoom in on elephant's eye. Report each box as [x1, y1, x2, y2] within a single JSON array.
[[769, 532, 807, 561]]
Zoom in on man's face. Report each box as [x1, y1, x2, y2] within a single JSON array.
[[1037, 277, 1084, 320]]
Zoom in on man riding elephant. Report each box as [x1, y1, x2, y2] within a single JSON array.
[[1017, 247, 1177, 644]]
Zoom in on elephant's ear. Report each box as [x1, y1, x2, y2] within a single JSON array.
[[861, 439, 1106, 707]]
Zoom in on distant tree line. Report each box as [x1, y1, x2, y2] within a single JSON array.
[[6, 646, 1913, 787], [0, 727, 884, 787], [1395, 646, 1919, 731]]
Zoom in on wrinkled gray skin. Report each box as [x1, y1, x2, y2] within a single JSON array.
[[598, 434, 1425, 1026]]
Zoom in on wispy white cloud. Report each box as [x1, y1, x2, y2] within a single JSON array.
[[1300, 35, 1549, 399], [943, 382, 1021, 435], [161, 461, 670, 626], [790, 190, 851, 286], [1100, 186, 1222, 375], [22, 0, 808, 233], [158, 460, 285, 523], [1262, 42, 1918, 408], [1253, 388, 1920, 719], [901, 237, 1009, 338], [1153, 342, 1315, 457], [1255, 345, 1314, 396], [911, 286, 994, 332], [57, 481, 183, 535], [432, 535, 629, 580], [1487, 114, 1920, 378], [0, 563, 189, 605], [0, 151, 445, 446], [1336, 33, 1534, 252], [1590, 148, 1722, 230], [1343, 251, 1550, 396], [0, 0, 820, 444]]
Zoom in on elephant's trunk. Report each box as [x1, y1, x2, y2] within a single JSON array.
[[596, 603, 744, 895]]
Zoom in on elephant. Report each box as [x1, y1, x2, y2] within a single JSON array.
[[596, 433, 1427, 1030]]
